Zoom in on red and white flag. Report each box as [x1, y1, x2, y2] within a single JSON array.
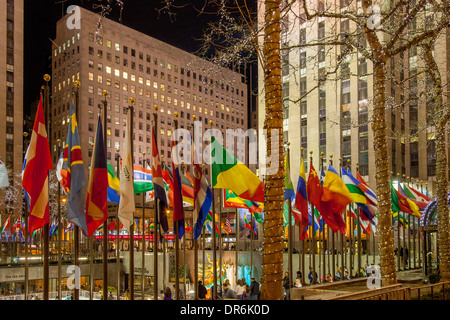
[[22, 94, 53, 234]]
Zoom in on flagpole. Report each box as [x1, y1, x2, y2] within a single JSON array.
[[115, 150, 121, 299], [320, 152, 326, 283], [300, 147, 305, 285], [329, 155, 336, 281], [339, 157, 345, 281], [100, 91, 109, 300], [406, 176, 411, 271], [287, 143, 293, 291], [395, 173, 401, 271], [347, 159, 352, 278], [152, 106, 159, 300], [128, 99, 135, 300], [174, 114, 180, 300], [219, 185, 223, 293], [23, 132, 29, 300], [309, 151, 316, 284], [235, 207, 239, 291], [191, 118, 198, 300], [142, 154, 146, 300], [72, 81, 81, 300], [412, 179, 416, 269], [209, 120, 217, 300], [355, 162, 362, 277], [181, 163, 187, 299], [57, 139, 62, 299], [43, 74, 51, 300]]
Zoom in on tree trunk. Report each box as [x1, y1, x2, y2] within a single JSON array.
[[260, 0, 284, 300], [422, 43, 450, 281], [371, 61, 397, 286]]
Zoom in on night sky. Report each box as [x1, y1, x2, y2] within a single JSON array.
[[24, 0, 255, 114]]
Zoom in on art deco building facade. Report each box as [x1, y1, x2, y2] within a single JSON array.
[[50, 7, 248, 174], [0, 0, 24, 215], [257, 0, 449, 195]]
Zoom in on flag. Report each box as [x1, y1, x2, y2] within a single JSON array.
[[244, 214, 251, 229], [284, 153, 295, 200], [393, 211, 409, 228], [185, 220, 193, 233], [171, 138, 185, 239], [294, 155, 309, 238], [85, 116, 108, 236], [307, 163, 339, 232], [65, 222, 74, 233], [225, 218, 232, 233], [223, 189, 263, 214], [133, 165, 153, 194], [321, 165, 352, 234], [151, 128, 168, 210], [55, 152, 68, 193], [107, 162, 120, 203], [342, 168, 376, 224], [63, 102, 88, 235], [205, 212, 220, 237], [193, 141, 213, 240], [342, 168, 367, 204], [390, 181, 420, 218], [118, 109, 135, 231], [22, 94, 53, 234], [210, 136, 264, 202], [1, 216, 11, 233], [49, 217, 58, 237], [0, 158, 10, 189], [402, 183, 431, 211]]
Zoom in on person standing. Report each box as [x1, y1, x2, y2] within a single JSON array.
[[283, 271, 291, 300], [235, 279, 244, 300], [163, 287, 173, 300], [198, 280, 207, 300], [250, 277, 260, 300]]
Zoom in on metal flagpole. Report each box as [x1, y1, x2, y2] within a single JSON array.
[[300, 147, 305, 285], [173, 114, 180, 300], [128, 99, 135, 300], [320, 152, 327, 281], [101, 90, 109, 300], [115, 149, 121, 299], [355, 162, 362, 276], [23, 131, 29, 300], [347, 160, 352, 278], [309, 151, 316, 284], [329, 155, 336, 281], [406, 176, 411, 270], [152, 106, 159, 300], [42, 75, 51, 300], [235, 207, 239, 289], [142, 155, 146, 299], [209, 120, 217, 300], [287, 143, 293, 289], [219, 186, 223, 292], [57, 140, 62, 299], [182, 164, 187, 299], [73, 81, 80, 300]]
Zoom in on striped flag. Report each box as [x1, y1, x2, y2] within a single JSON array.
[[0, 216, 11, 233], [133, 165, 153, 194], [85, 116, 108, 236], [193, 138, 213, 240], [22, 94, 53, 234], [63, 102, 88, 235]]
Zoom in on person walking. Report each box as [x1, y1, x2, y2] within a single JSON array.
[[198, 280, 207, 300], [308, 268, 317, 285], [283, 271, 291, 300], [222, 283, 238, 300], [250, 278, 260, 300]]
